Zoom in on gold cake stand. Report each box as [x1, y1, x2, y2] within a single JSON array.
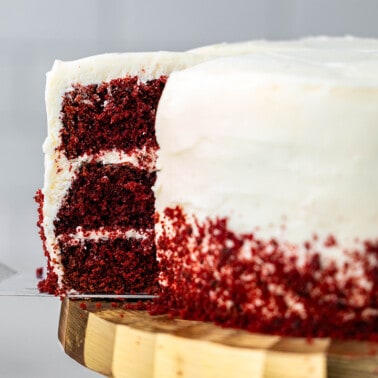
[[59, 298, 378, 378]]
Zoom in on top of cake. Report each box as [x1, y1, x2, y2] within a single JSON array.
[[190, 35, 378, 56], [190, 37, 378, 86]]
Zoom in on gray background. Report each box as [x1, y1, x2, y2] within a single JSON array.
[[1, 0, 378, 377]]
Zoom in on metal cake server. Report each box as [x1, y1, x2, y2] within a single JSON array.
[[0, 262, 155, 299], [0, 263, 43, 296]]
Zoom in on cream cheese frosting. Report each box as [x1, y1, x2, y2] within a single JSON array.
[[154, 45, 378, 250], [189, 36, 378, 56]]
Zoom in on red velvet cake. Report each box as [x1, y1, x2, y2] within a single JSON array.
[[36, 39, 378, 340]]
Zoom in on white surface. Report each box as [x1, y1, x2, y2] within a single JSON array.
[[1, 0, 378, 377]]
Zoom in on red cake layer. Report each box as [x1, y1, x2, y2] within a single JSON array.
[[59, 76, 167, 159], [55, 162, 156, 235], [151, 207, 378, 341], [58, 235, 158, 294]]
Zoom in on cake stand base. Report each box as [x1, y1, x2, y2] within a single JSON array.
[[59, 298, 377, 378]]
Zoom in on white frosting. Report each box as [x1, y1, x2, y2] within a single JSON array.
[[189, 36, 378, 56], [57, 228, 147, 243], [155, 44, 378, 250]]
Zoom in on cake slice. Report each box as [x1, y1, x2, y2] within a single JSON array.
[[36, 52, 210, 295]]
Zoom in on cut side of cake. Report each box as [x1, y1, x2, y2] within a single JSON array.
[[36, 38, 378, 340], [36, 52, 209, 295]]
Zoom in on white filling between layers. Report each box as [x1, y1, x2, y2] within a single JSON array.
[[57, 228, 147, 245]]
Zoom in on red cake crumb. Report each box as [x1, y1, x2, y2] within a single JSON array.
[[124, 300, 150, 311], [324, 234, 337, 247], [34, 189, 61, 295], [151, 206, 378, 341], [35, 267, 43, 279], [59, 76, 167, 159], [37, 271, 60, 295]]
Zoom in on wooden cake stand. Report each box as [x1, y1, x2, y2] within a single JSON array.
[[59, 298, 377, 378]]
